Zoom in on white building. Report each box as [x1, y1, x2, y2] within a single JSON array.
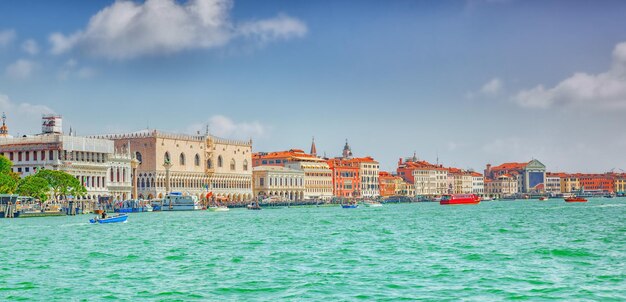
[[285, 161, 333, 201], [357, 157, 380, 198], [413, 167, 449, 196], [471, 172, 485, 196], [545, 173, 562, 195], [253, 166, 305, 201], [0, 115, 132, 201]]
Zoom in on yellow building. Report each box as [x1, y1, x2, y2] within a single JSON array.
[[561, 176, 580, 193]]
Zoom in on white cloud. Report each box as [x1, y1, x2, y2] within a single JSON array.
[[466, 77, 503, 99], [0, 94, 55, 136], [21, 39, 39, 55], [49, 0, 307, 60], [57, 59, 96, 80], [188, 115, 266, 140], [0, 29, 16, 47], [5, 59, 36, 80], [514, 41, 626, 110], [480, 77, 503, 95]]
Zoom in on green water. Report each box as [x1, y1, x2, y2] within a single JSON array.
[[1, 199, 625, 301]]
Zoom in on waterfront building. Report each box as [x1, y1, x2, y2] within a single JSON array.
[[285, 161, 333, 200], [412, 166, 448, 196], [355, 157, 380, 198], [470, 172, 485, 196], [559, 173, 615, 194], [97, 129, 253, 202], [448, 168, 473, 194], [327, 157, 360, 198], [378, 172, 399, 197], [252, 166, 305, 201], [561, 175, 581, 193], [485, 174, 518, 198], [0, 115, 132, 201], [484, 159, 546, 193], [253, 147, 333, 200], [615, 175, 626, 195], [545, 173, 564, 194], [396, 153, 438, 185]]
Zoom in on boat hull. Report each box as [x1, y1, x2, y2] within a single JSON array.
[[90, 214, 128, 224], [341, 204, 359, 208], [440, 200, 480, 205], [564, 198, 587, 202], [440, 194, 481, 205]]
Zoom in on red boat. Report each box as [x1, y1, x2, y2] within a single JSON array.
[[440, 194, 481, 205], [564, 197, 587, 202]]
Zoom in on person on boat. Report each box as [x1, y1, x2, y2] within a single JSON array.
[[101, 210, 107, 219]]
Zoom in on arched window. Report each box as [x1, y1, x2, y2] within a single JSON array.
[[217, 156, 223, 168], [194, 154, 200, 166], [230, 159, 236, 171], [179, 153, 186, 166], [243, 160, 248, 171], [207, 159, 213, 169], [164, 152, 171, 163], [135, 152, 143, 163]]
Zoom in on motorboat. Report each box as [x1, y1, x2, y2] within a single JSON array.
[[564, 197, 587, 202], [161, 193, 202, 211], [539, 197, 549, 201], [440, 194, 481, 205], [89, 214, 128, 224], [341, 203, 359, 209]]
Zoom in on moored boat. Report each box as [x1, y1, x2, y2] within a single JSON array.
[[564, 197, 587, 202], [209, 206, 229, 212], [161, 193, 202, 211], [440, 194, 480, 205], [539, 197, 549, 201], [89, 214, 128, 224], [247, 202, 262, 210]]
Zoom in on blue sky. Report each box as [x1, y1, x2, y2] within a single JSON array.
[[1, 0, 626, 173]]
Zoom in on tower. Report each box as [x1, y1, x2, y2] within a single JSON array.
[[0, 112, 9, 137], [310, 136, 317, 157], [342, 139, 353, 159]]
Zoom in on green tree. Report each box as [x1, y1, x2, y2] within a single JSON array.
[[17, 175, 50, 201], [35, 170, 86, 201], [0, 154, 12, 174], [0, 173, 17, 194]]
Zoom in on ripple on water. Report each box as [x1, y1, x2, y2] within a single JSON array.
[[1, 200, 625, 300]]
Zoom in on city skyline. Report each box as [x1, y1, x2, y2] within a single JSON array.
[[1, 0, 626, 173]]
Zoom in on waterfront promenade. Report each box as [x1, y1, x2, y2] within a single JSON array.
[[1, 199, 624, 300]]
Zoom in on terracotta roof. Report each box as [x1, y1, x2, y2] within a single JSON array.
[[490, 162, 528, 171]]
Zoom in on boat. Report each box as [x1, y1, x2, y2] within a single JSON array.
[[341, 203, 359, 208], [604, 194, 615, 199], [440, 194, 481, 205], [363, 201, 383, 207], [482, 197, 493, 201], [208, 206, 229, 212], [144, 204, 153, 212], [564, 197, 587, 202], [89, 214, 128, 224], [161, 193, 202, 211], [539, 197, 549, 201], [247, 201, 261, 210]]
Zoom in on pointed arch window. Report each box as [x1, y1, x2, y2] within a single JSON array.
[[230, 159, 236, 171], [243, 159, 248, 171], [180, 153, 186, 166], [218, 156, 223, 168], [194, 154, 200, 166], [207, 159, 213, 169]]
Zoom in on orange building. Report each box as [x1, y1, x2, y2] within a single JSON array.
[[565, 173, 615, 193], [327, 158, 360, 198], [378, 171, 400, 197]]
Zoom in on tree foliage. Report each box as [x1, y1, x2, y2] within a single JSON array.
[[34, 170, 86, 201], [0, 173, 17, 194], [17, 175, 50, 201], [0, 154, 12, 174]]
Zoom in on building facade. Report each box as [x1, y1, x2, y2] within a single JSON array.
[[356, 157, 380, 198], [0, 115, 132, 201], [285, 161, 333, 200], [545, 173, 563, 195], [252, 166, 305, 201], [98, 130, 253, 203], [471, 172, 485, 196], [485, 174, 518, 198], [327, 158, 360, 198], [485, 159, 546, 193]]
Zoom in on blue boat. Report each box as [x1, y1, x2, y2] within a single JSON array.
[[341, 204, 359, 209], [89, 214, 128, 224]]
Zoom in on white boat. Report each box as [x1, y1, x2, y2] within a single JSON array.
[[161, 193, 201, 211], [208, 206, 229, 212], [144, 204, 153, 212]]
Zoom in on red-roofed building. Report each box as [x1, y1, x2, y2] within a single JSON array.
[[327, 158, 360, 198], [485, 159, 546, 193]]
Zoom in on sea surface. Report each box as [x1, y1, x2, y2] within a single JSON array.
[[1, 199, 625, 301]]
